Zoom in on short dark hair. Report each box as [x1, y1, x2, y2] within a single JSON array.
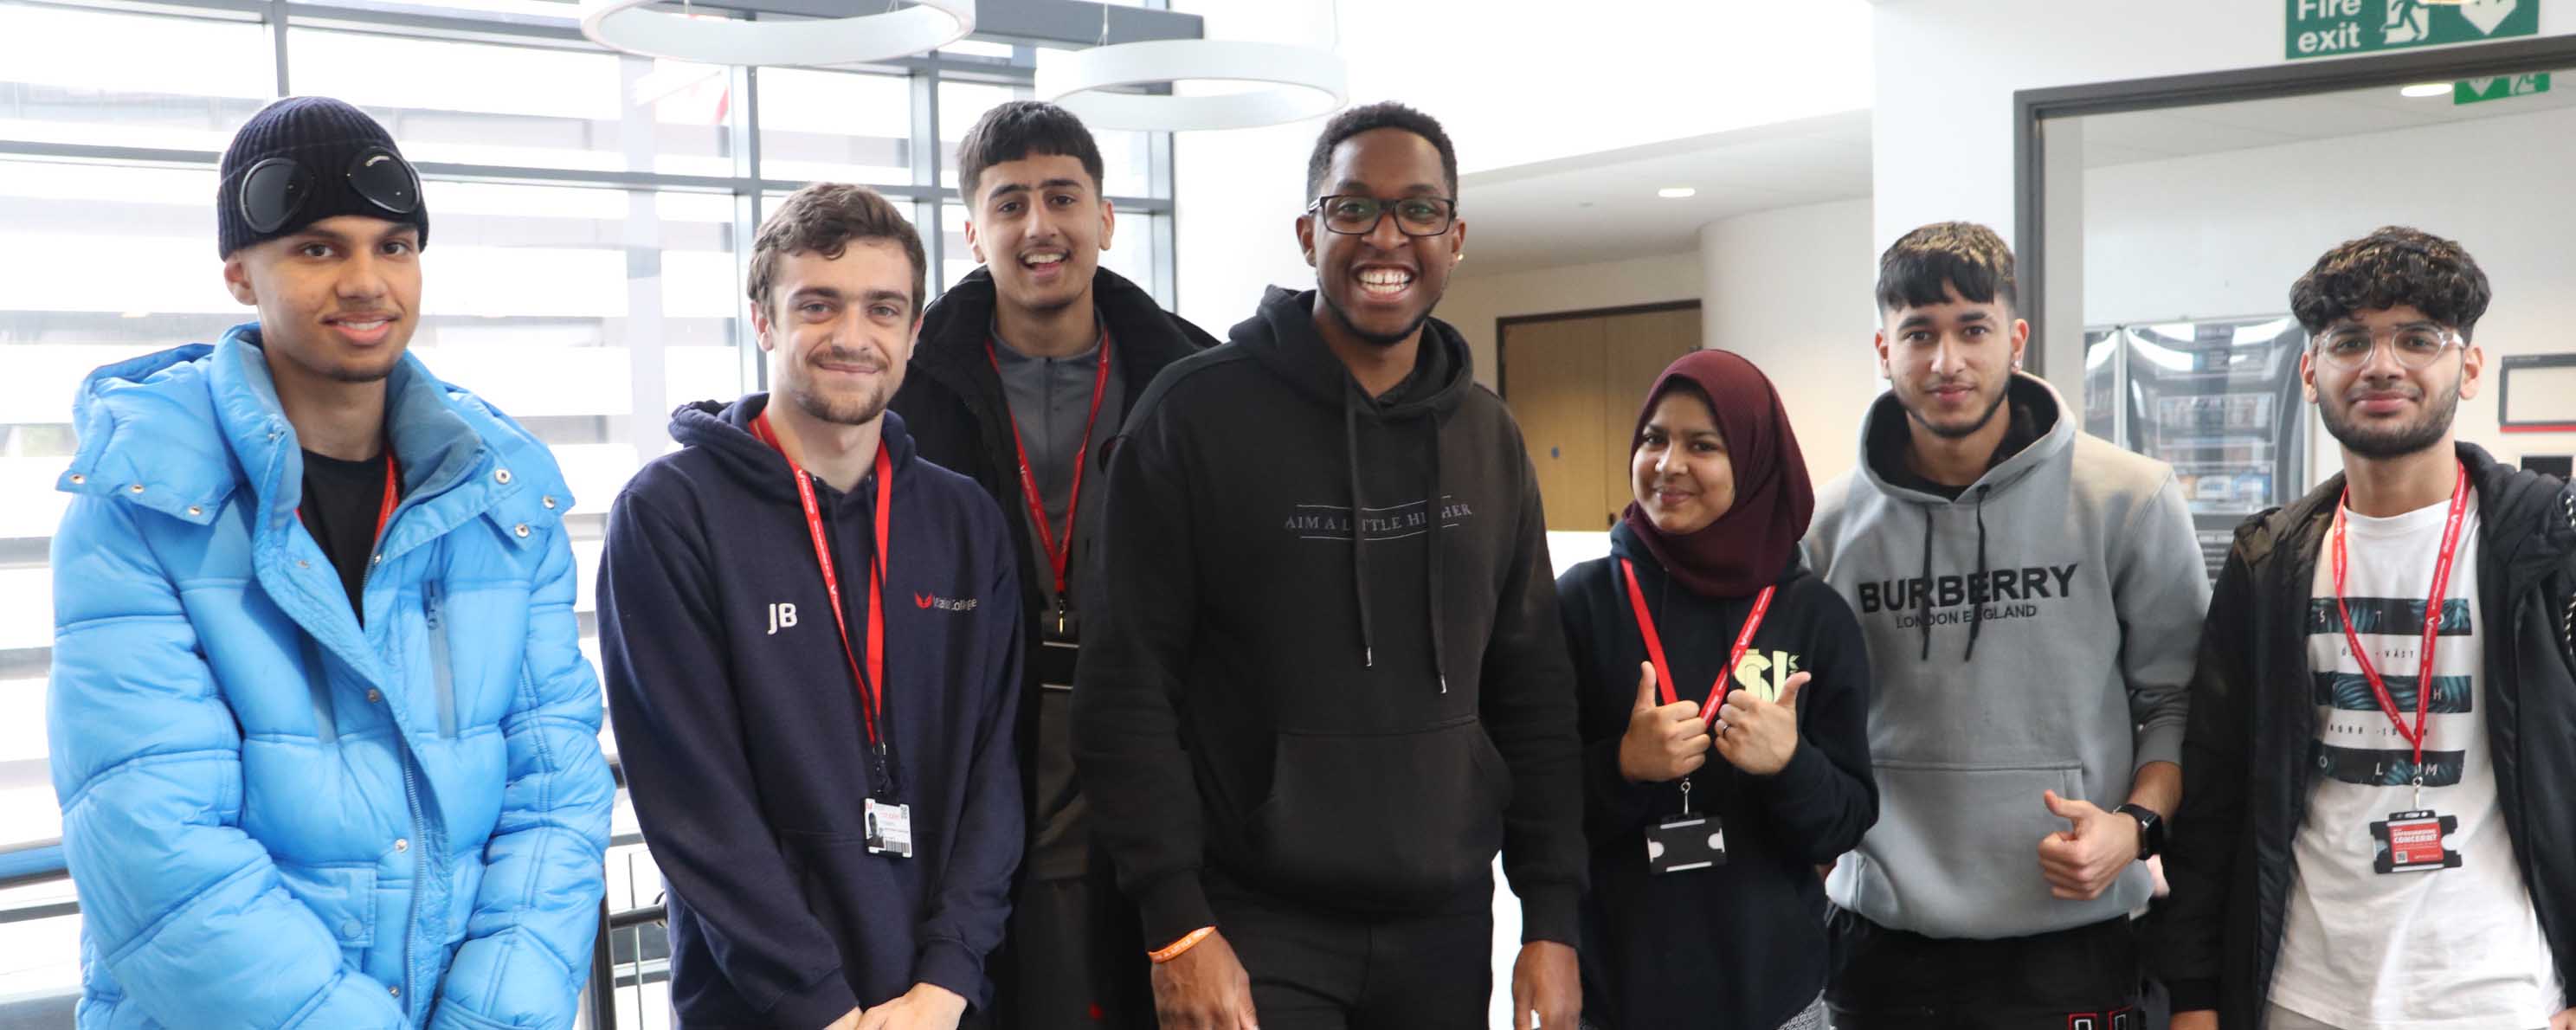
[[748, 183, 927, 319], [1876, 221, 2017, 313], [2290, 226, 2491, 341], [1304, 100, 1459, 201], [955, 100, 1105, 204]]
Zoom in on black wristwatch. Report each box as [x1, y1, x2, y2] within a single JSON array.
[[2116, 803, 2166, 861]]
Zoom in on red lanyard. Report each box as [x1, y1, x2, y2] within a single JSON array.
[[1620, 558, 1774, 725], [751, 411, 895, 760], [297, 452, 402, 542], [985, 332, 1114, 621], [2329, 461, 2470, 771]]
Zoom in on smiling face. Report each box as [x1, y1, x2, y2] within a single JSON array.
[[964, 151, 1115, 317], [1875, 284, 2029, 440], [1298, 126, 1464, 348], [1633, 388, 1736, 537], [2303, 303, 2481, 460], [222, 215, 422, 385], [752, 240, 920, 428]]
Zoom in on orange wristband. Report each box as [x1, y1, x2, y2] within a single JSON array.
[[1149, 926, 1216, 964]]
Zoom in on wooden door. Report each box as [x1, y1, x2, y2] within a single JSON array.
[[1599, 306, 1701, 526], [1503, 317, 1607, 531], [1502, 304, 1699, 531]]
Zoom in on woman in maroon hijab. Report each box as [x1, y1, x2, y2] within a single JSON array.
[[1554, 349, 1877, 1030]]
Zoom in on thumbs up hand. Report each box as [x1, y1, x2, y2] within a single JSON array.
[[1619, 662, 1712, 784], [1713, 671, 1807, 776], [2036, 789, 2140, 900]]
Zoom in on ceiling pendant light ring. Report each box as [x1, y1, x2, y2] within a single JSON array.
[[580, 0, 976, 68], [1038, 40, 1348, 132]]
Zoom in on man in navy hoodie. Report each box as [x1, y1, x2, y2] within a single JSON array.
[[599, 183, 1026, 1030]]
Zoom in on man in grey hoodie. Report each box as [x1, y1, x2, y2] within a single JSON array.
[[1804, 222, 2206, 1028]]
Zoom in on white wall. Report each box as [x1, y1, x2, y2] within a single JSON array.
[[1871, 0, 2576, 244], [1698, 198, 1882, 486], [1439, 249, 1706, 389], [2083, 103, 2576, 467]]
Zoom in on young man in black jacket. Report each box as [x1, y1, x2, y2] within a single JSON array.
[[2157, 227, 2575, 1030], [1072, 102, 1586, 1030], [889, 100, 1215, 1030], [600, 183, 1025, 1030]]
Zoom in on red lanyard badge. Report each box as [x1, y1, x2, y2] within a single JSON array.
[[1620, 558, 1774, 725], [751, 410, 897, 795], [985, 332, 1113, 634], [2329, 460, 2470, 785]]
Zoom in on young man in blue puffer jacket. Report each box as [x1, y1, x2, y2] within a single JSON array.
[[44, 96, 614, 1029]]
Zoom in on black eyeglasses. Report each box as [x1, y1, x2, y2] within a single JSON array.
[[1307, 195, 1458, 237], [235, 145, 423, 235]]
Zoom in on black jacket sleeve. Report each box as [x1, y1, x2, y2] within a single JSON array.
[[1751, 585, 1877, 866], [2151, 538, 2261, 1014], [1479, 460, 1588, 947], [1071, 409, 1214, 950], [596, 491, 860, 1029]]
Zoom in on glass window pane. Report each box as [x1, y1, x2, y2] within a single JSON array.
[[937, 80, 1025, 190], [1103, 211, 1159, 295], [755, 68, 911, 186], [288, 28, 737, 177], [1094, 127, 1155, 199], [0, 3, 274, 152]]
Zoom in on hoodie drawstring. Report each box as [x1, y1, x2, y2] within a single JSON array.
[[1345, 389, 1375, 670], [1916, 506, 1935, 660], [1965, 484, 1992, 662]]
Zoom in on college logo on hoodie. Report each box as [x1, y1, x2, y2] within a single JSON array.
[[1283, 496, 1475, 542], [914, 592, 980, 612]]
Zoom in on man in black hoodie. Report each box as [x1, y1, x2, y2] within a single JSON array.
[[600, 183, 1024, 1030], [890, 100, 1215, 1030], [1073, 101, 1585, 1030]]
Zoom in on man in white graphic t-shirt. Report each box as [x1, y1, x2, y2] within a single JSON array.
[[2155, 226, 2576, 1030]]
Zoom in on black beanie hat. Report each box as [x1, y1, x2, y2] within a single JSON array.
[[216, 96, 428, 258]]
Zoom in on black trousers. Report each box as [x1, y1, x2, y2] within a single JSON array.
[[1007, 863, 1151, 1029], [1208, 876, 1494, 1030], [1826, 908, 2144, 1030]]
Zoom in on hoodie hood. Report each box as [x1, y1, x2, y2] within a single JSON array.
[[1857, 372, 2073, 506], [1227, 286, 1473, 419], [667, 393, 921, 505]]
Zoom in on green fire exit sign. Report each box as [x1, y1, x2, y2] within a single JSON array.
[[2287, 0, 2539, 60], [2455, 72, 2552, 102]]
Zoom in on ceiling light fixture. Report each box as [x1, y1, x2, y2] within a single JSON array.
[[2400, 81, 2453, 98], [1658, 187, 1697, 198], [579, 0, 974, 67], [1038, 40, 1347, 132]]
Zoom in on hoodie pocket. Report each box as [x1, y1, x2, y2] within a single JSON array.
[[1846, 759, 2083, 938], [1246, 718, 1509, 909]]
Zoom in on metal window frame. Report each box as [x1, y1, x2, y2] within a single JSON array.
[[2010, 33, 2576, 377]]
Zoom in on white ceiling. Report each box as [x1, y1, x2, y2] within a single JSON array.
[[2077, 74, 2576, 166], [1450, 109, 1875, 275]]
